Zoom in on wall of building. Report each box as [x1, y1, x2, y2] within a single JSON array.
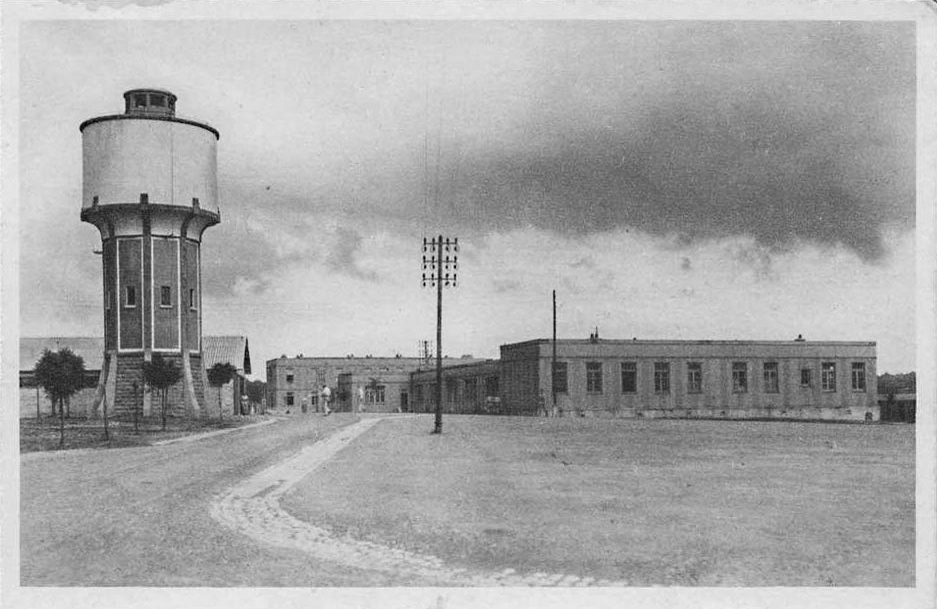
[[266, 356, 481, 412], [411, 361, 501, 414], [204, 376, 249, 417], [19, 387, 98, 418], [334, 371, 411, 413], [183, 240, 200, 352], [117, 237, 144, 350], [879, 394, 915, 423], [151, 237, 179, 350], [500, 340, 879, 421]]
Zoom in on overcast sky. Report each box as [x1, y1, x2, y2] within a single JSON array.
[[17, 18, 916, 374]]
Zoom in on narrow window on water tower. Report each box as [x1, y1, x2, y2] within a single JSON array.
[[189, 288, 197, 310], [160, 286, 172, 308], [125, 285, 137, 308]]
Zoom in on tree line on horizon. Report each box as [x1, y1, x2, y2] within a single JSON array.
[[877, 372, 915, 396]]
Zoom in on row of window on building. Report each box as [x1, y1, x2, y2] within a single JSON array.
[[553, 361, 868, 394], [279, 361, 868, 407], [415, 376, 500, 404], [283, 385, 387, 407], [106, 286, 197, 310]]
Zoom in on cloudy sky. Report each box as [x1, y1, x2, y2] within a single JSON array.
[[17, 17, 916, 374]]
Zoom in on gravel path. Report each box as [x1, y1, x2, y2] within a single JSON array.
[[210, 417, 628, 586]]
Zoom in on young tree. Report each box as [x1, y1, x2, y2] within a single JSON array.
[[33, 348, 86, 448], [142, 354, 182, 431], [207, 362, 238, 422]]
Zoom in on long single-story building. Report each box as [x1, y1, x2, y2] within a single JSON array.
[[409, 337, 879, 421], [20, 336, 252, 418]]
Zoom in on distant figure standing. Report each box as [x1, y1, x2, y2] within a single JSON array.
[[538, 390, 548, 417], [358, 386, 365, 413], [320, 385, 332, 416], [301, 396, 308, 414]]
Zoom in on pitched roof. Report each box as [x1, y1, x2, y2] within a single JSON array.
[[19, 336, 251, 375], [202, 336, 251, 375]]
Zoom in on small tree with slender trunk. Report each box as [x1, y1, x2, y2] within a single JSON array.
[[142, 354, 182, 431], [207, 362, 238, 423], [33, 348, 86, 448]]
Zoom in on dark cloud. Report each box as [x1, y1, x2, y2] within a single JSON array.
[[434, 21, 915, 263], [201, 220, 304, 297], [202, 20, 914, 296], [202, 214, 379, 296]]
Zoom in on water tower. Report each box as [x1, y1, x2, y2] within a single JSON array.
[[80, 88, 220, 417]]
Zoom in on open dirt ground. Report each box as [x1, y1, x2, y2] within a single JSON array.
[[279, 415, 914, 586]]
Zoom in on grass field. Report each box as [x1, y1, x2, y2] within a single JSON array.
[[281, 415, 914, 586], [19, 414, 271, 452]]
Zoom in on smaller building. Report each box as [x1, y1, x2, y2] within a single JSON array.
[[19, 337, 103, 418], [410, 360, 502, 414], [202, 336, 252, 416], [879, 393, 915, 423], [266, 355, 483, 413], [336, 370, 412, 413]]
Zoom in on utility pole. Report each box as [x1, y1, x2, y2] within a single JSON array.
[[418, 340, 434, 369], [422, 235, 458, 434], [552, 289, 558, 418]]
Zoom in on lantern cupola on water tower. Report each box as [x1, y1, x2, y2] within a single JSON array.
[[80, 88, 221, 417]]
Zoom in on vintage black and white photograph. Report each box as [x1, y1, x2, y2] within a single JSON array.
[[2, 2, 934, 608]]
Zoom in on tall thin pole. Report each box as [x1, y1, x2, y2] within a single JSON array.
[[552, 290, 557, 417], [435, 235, 443, 434], [422, 235, 458, 434]]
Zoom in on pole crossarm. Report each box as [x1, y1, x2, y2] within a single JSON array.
[[421, 236, 459, 287]]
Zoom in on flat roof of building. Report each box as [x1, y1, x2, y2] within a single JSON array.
[[503, 338, 876, 348], [266, 355, 485, 366]]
